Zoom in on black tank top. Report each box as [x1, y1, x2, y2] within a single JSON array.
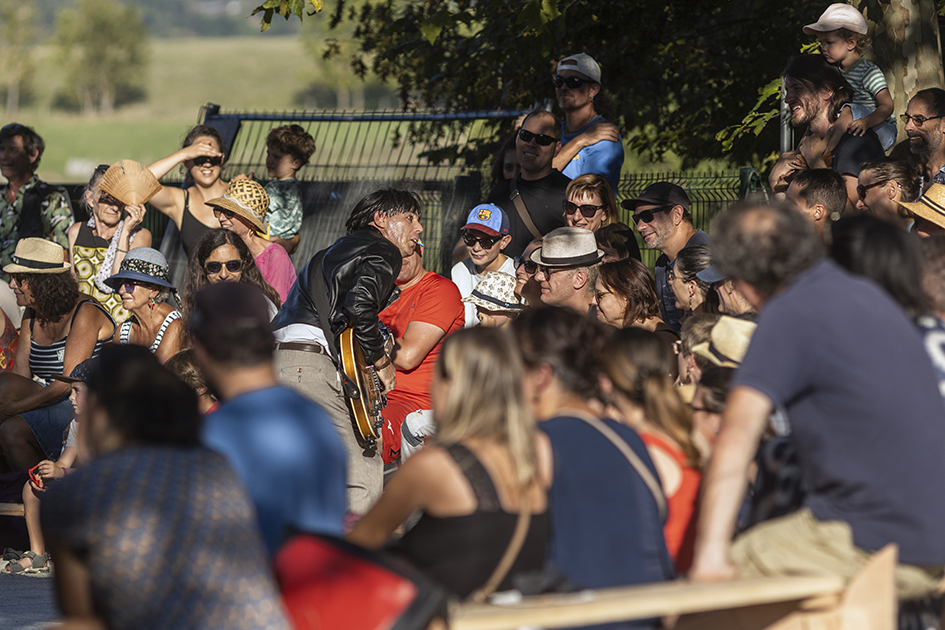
[[392, 443, 549, 598], [179, 190, 215, 258]]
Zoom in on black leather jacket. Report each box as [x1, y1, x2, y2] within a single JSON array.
[[272, 227, 401, 364]]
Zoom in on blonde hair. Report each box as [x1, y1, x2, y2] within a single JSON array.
[[433, 328, 537, 487], [565, 173, 616, 227], [603, 328, 699, 465]]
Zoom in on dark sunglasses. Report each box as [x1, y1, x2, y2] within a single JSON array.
[[856, 179, 888, 200], [205, 260, 242, 274], [514, 257, 538, 274], [98, 192, 123, 207], [563, 200, 604, 218], [552, 75, 595, 90], [518, 129, 557, 147], [631, 205, 674, 225], [192, 155, 223, 168], [900, 113, 944, 127], [463, 231, 501, 249]]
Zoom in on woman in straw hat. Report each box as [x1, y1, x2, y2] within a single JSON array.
[[106, 248, 183, 363], [0, 238, 115, 472], [206, 179, 297, 303], [147, 125, 229, 258], [67, 164, 153, 324]]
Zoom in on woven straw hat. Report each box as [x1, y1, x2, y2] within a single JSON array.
[[530, 227, 603, 267], [98, 160, 162, 206], [206, 179, 270, 233], [692, 316, 757, 368], [898, 184, 945, 231], [462, 271, 524, 313], [104, 247, 176, 291], [3, 238, 70, 274]]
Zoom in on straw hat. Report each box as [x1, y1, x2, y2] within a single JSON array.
[[2, 238, 70, 274], [98, 160, 162, 206], [104, 247, 176, 291], [692, 316, 757, 368], [529, 227, 603, 267], [462, 271, 524, 313], [898, 184, 945, 231], [206, 179, 270, 233]]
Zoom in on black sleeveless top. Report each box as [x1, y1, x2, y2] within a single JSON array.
[[180, 191, 215, 258], [391, 444, 549, 598]]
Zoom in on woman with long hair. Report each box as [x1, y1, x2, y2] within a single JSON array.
[[856, 157, 920, 230], [602, 328, 702, 573], [348, 327, 552, 600], [670, 245, 719, 321]]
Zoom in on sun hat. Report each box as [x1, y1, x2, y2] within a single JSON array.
[[461, 204, 509, 237], [692, 316, 757, 368], [803, 4, 868, 36], [696, 265, 726, 284], [2, 238, 70, 274], [530, 227, 604, 267], [557, 53, 601, 83], [898, 184, 945, 231], [620, 182, 691, 212], [462, 271, 524, 313], [50, 357, 96, 384], [206, 179, 270, 233], [98, 160, 162, 206], [104, 247, 176, 291]]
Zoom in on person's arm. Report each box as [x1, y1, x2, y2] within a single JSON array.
[[688, 386, 771, 582], [825, 108, 853, 152], [111, 205, 152, 273], [552, 121, 620, 172], [849, 88, 894, 136], [798, 132, 828, 170], [391, 321, 448, 371], [12, 315, 33, 379], [34, 446, 77, 483], [154, 318, 184, 365], [47, 536, 106, 630], [66, 223, 80, 269], [146, 141, 221, 220]]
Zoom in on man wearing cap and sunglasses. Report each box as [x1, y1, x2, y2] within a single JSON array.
[[551, 53, 624, 192], [623, 182, 708, 333]]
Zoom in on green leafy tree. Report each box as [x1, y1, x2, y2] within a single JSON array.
[[0, 0, 35, 115], [56, 0, 149, 115]]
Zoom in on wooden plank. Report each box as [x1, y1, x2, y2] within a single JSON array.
[[450, 575, 845, 630], [0, 502, 24, 517]]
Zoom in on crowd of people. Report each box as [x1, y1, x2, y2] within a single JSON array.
[[0, 7, 945, 626]]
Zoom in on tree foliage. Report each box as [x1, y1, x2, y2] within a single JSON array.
[[56, 0, 149, 114], [0, 0, 36, 115]]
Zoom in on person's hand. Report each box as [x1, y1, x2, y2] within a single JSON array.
[[181, 140, 223, 162], [848, 119, 869, 137], [798, 134, 827, 169], [376, 361, 397, 394], [123, 203, 146, 232], [688, 551, 739, 583], [583, 121, 620, 145], [231, 172, 254, 182], [36, 460, 64, 481]]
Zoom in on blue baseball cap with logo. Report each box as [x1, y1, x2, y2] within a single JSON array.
[[462, 204, 509, 237]]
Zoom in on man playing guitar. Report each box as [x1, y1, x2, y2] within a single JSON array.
[[272, 188, 423, 517]]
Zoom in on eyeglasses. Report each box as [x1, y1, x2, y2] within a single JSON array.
[[98, 192, 123, 207], [514, 257, 538, 275], [594, 288, 612, 302], [631, 205, 674, 225], [192, 155, 223, 168], [120, 281, 148, 293], [552, 75, 595, 90], [518, 129, 557, 147], [563, 200, 604, 218], [94, 164, 109, 175], [462, 231, 501, 249], [536, 264, 569, 276], [901, 113, 945, 127], [667, 269, 676, 282], [212, 208, 235, 220], [856, 179, 889, 200], [205, 260, 243, 274]]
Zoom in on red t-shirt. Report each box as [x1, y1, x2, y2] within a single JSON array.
[[379, 271, 464, 401]]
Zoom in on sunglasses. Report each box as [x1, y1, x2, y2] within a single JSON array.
[[900, 113, 944, 127], [514, 256, 538, 275], [205, 260, 243, 274], [552, 75, 595, 90], [192, 155, 223, 168], [120, 281, 150, 293], [98, 192, 123, 207], [631, 205, 674, 225], [463, 231, 501, 249], [518, 129, 557, 147], [563, 200, 604, 218], [856, 179, 888, 200]]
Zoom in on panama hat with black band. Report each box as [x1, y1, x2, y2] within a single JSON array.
[[3, 238, 70, 274], [529, 227, 604, 267]]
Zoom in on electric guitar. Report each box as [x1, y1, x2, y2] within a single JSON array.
[[339, 325, 393, 443]]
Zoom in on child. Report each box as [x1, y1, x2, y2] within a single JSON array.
[[461, 271, 524, 328], [804, 3, 896, 151], [265, 124, 316, 255], [2, 360, 92, 574], [450, 204, 516, 327], [165, 349, 218, 415]]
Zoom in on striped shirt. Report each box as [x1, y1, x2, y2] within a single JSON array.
[[118, 310, 181, 353], [29, 299, 114, 381], [841, 58, 894, 124]]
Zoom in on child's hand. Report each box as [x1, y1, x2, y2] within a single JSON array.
[[36, 460, 64, 481], [848, 119, 869, 136], [231, 172, 254, 182]]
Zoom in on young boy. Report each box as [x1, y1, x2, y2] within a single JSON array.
[[804, 3, 896, 151], [265, 124, 316, 255], [450, 203, 516, 327], [461, 271, 524, 328]]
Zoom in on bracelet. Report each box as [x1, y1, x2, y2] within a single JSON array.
[[117, 248, 127, 253]]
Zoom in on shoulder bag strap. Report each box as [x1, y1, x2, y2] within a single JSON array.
[[468, 493, 532, 604], [509, 177, 542, 240]]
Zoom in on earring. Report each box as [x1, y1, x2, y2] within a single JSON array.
[[148, 295, 156, 311]]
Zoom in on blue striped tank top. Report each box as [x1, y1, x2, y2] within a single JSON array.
[[29, 299, 115, 381]]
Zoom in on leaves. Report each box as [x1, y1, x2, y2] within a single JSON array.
[[252, 0, 323, 31]]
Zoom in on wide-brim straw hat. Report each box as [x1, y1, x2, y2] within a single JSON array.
[[104, 247, 176, 291], [692, 316, 757, 368], [898, 184, 945, 230], [206, 179, 270, 234], [2, 238, 70, 274], [462, 271, 524, 313], [98, 160, 162, 206], [529, 227, 603, 267]]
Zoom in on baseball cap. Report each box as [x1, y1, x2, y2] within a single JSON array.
[[620, 182, 691, 212], [50, 358, 96, 384], [696, 265, 726, 284], [557, 53, 601, 83], [803, 4, 868, 35], [462, 204, 509, 237]]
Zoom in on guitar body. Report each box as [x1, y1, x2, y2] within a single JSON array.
[[339, 326, 390, 444]]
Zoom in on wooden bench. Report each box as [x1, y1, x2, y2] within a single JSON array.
[[0, 502, 24, 517], [450, 546, 897, 630]]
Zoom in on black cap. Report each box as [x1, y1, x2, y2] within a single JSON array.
[[621, 182, 691, 212]]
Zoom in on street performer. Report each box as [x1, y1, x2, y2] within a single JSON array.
[[271, 188, 424, 517]]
